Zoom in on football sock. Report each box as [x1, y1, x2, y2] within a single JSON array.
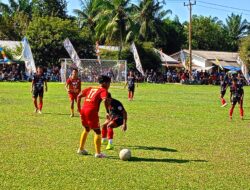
[[221, 98, 226, 105], [33, 99, 38, 109], [229, 107, 234, 117], [107, 127, 114, 140], [108, 139, 113, 144], [240, 108, 244, 117], [94, 134, 102, 154], [39, 100, 43, 111], [79, 130, 89, 150], [102, 125, 107, 138]]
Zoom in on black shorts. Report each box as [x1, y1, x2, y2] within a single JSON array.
[[111, 116, 123, 127], [128, 86, 135, 92], [231, 96, 242, 105], [33, 88, 44, 98], [221, 90, 226, 97]]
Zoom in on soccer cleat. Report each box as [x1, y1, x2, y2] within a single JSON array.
[[77, 148, 88, 155], [38, 110, 42, 114], [230, 116, 232, 120], [106, 143, 114, 150], [221, 103, 227, 107], [34, 108, 38, 113], [95, 153, 106, 158], [70, 114, 74, 118], [240, 116, 244, 120], [101, 138, 108, 145]]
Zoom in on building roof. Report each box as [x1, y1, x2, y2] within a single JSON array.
[[183, 49, 238, 62]]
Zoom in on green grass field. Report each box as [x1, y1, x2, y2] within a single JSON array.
[[0, 82, 250, 190]]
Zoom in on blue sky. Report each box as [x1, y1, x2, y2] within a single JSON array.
[[1, 0, 250, 23]]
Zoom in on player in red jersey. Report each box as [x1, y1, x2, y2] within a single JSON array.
[[77, 75, 111, 158], [31, 66, 47, 114], [65, 68, 81, 117]]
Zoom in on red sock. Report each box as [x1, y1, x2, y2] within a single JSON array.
[[102, 125, 107, 138], [33, 99, 38, 109], [128, 92, 131, 99], [39, 100, 43, 111], [221, 98, 226, 105], [230, 107, 234, 117], [107, 127, 114, 139], [240, 108, 244, 117]]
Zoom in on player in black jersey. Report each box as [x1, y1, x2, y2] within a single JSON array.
[[124, 71, 137, 101], [101, 93, 127, 150], [220, 75, 229, 107], [31, 66, 48, 114], [229, 78, 244, 120]]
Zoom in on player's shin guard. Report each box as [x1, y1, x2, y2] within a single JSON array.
[[229, 107, 234, 118], [94, 134, 102, 154], [39, 100, 43, 111], [240, 108, 244, 118], [79, 130, 89, 150], [107, 127, 114, 140], [102, 125, 107, 138]]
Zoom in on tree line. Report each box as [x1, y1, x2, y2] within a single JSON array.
[[0, 0, 249, 69]]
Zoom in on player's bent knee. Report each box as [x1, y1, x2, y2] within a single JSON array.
[[93, 128, 101, 135], [84, 127, 90, 132]]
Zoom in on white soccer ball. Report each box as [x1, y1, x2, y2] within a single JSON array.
[[119, 149, 131, 161]]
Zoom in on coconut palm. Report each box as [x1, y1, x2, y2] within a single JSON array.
[[224, 13, 250, 51]]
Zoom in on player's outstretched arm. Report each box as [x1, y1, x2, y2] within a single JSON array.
[[124, 81, 128, 89], [77, 92, 83, 112], [45, 80, 48, 92], [65, 83, 69, 92], [31, 80, 34, 93]]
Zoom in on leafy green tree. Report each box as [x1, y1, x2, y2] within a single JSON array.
[[185, 15, 227, 51], [94, 0, 131, 59], [26, 16, 94, 66], [239, 35, 250, 67], [224, 13, 250, 51], [32, 0, 67, 18]]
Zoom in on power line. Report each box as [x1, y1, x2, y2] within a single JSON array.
[[198, 0, 250, 13], [196, 5, 250, 17]]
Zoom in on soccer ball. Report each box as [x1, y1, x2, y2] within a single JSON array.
[[119, 149, 131, 161]]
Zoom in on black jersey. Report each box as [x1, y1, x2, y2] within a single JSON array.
[[220, 79, 228, 91], [230, 83, 243, 98], [108, 99, 125, 119], [127, 76, 135, 87], [32, 73, 47, 91]]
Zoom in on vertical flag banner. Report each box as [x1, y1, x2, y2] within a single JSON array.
[[130, 42, 144, 76], [180, 50, 186, 69], [63, 38, 82, 69], [95, 41, 101, 64], [21, 37, 36, 73], [237, 56, 250, 85], [215, 58, 223, 70]]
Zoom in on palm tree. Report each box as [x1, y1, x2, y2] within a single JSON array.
[[73, 0, 97, 31], [224, 13, 250, 51], [131, 0, 171, 42], [0, 0, 33, 18], [94, 0, 131, 59]]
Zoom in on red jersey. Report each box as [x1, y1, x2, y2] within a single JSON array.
[[66, 77, 81, 94], [81, 87, 108, 111]]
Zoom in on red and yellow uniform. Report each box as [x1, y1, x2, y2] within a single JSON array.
[[80, 87, 108, 129], [66, 77, 81, 101]]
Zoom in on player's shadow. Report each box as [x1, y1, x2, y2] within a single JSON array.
[[129, 157, 208, 163], [126, 145, 177, 152], [43, 112, 80, 117]]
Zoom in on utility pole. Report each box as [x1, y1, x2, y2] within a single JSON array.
[[184, 0, 196, 77]]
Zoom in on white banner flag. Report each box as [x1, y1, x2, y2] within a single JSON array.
[[180, 50, 187, 69], [21, 37, 36, 73], [237, 56, 250, 85], [130, 42, 144, 76], [63, 38, 82, 69]]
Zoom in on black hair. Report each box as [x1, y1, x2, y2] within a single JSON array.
[[72, 68, 78, 72], [37, 66, 43, 70], [98, 75, 111, 84]]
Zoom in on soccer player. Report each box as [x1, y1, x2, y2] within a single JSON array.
[[77, 75, 111, 158], [124, 71, 137, 100], [229, 77, 244, 120], [101, 93, 127, 150], [31, 66, 47, 114], [219, 75, 229, 107], [65, 68, 81, 117]]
